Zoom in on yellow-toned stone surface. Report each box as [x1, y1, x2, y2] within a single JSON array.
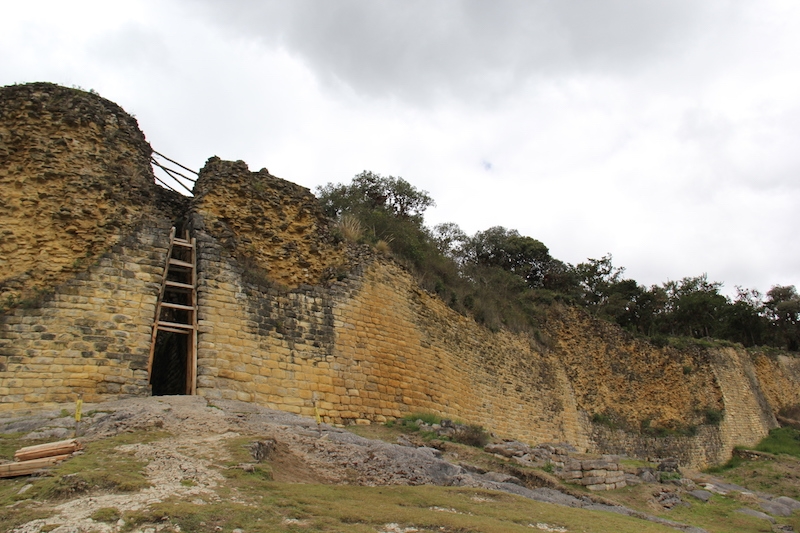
[[0, 82, 182, 409], [190, 157, 345, 288], [0, 82, 181, 308]]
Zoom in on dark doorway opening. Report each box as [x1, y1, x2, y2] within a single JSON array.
[[150, 330, 189, 395], [148, 225, 197, 396]]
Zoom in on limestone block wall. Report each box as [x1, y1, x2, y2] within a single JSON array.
[[0, 221, 172, 410], [332, 262, 591, 448], [546, 307, 726, 432], [190, 157, 345, 288], [711, 348, 779, 455], [556, 455, 627, 491], [751, 353, 800, 414], [0, 83, 172, 309], [191, 217, 591, 447], [589, 425, 724, 469]]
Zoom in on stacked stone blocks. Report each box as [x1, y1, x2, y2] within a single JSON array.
[[556, 455, 626, 491]]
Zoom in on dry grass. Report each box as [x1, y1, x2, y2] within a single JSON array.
[[336, 214, 363, 242]]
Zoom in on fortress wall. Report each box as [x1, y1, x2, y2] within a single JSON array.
[[192, 224, 338, 416], [710, 348, 778, 456], [546, 307, 726, 431], [0, 83, 173, 308], [0, 222, 172, 410], [192, 218, 591, 446], [331, 260, 592, 448], [751, 353, 800, 414]]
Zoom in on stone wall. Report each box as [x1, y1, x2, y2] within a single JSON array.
[[555, 455, 627, 491], [190, 157, 345, 288], [0, 83, 181, 309], [0, 222, 172, 410], [0, 82, 183, 411], [751, 353, 800, 414]]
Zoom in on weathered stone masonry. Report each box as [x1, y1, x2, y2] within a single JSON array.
[[2, 82, 800, 468]]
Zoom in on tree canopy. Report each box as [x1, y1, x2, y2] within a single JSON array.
[[317, 171, 798, 351]]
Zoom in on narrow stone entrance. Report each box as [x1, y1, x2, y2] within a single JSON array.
[[148, 227, 198, 395]]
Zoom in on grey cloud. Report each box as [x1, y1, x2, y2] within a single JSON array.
[[88, 23, 171, 70], [187, 0, 717, 103]]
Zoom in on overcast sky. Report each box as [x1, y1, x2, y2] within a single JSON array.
[[3, 0, 799, 297]]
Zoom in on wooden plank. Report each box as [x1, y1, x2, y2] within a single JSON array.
[[168, 258, 194, 269], [157, 320, 195, 330], [165, 281, 194, 290], [0, 455, 71, 478], [157, 325, 191, 334], [14, 439, 82, 462], [160, 302, 195, 311], [172, 239, 194, 249]]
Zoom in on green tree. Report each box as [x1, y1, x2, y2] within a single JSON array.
[[317, 171, 437, 267], [661, 275, 727, 338], [765, 285, 800, 351], [574, 254, 625, 309], [463, 226, 553, 288], [317, 170, 434, 222], [719, 287, 768, 347]]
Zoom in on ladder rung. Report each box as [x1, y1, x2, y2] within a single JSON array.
[[165, 280, 194, 290], [157, 320, 195, 330], [172, 239, 194, 248], [157, 326, 192, 334], [168, 258, 194, 269], [161, 302, 195, 311]]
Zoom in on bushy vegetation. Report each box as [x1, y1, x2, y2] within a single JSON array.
[[317, 172, 800, 351], [755, 427, 800, 457]]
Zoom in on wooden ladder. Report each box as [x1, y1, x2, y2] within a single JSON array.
[[148, 227, 198, 395]]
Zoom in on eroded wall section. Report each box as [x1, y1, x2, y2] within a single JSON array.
[[0, 83, 179, 308]]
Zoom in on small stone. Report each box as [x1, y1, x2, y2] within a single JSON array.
[[736, 508, 776, 523], [657, 458, 680, 472], [774, 496, 800, 510], [688, 490, 712, 502], [759, 500, 793, 517]]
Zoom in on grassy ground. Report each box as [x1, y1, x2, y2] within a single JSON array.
[[0, 429, 166, 531], [123, 480, 679, 533], [2, 422, 800, 533]]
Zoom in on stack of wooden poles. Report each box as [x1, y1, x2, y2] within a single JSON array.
[[0, 439, 82, 478]]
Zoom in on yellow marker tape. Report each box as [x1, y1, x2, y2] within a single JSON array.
[[314, 405, 321, 425], [75, 398, 83, 423]]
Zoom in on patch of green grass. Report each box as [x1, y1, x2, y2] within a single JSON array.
[[704, 454, 744, 473], [756, 427, 800, 457], [0, 499, 51, 532], [0, 432, 49, 460], [122, 483, 678, 533], [402, 412, 442, 425], [218, 435, 273, 487], [91, 507, 121, 523], [451, 423, 491, 447]]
